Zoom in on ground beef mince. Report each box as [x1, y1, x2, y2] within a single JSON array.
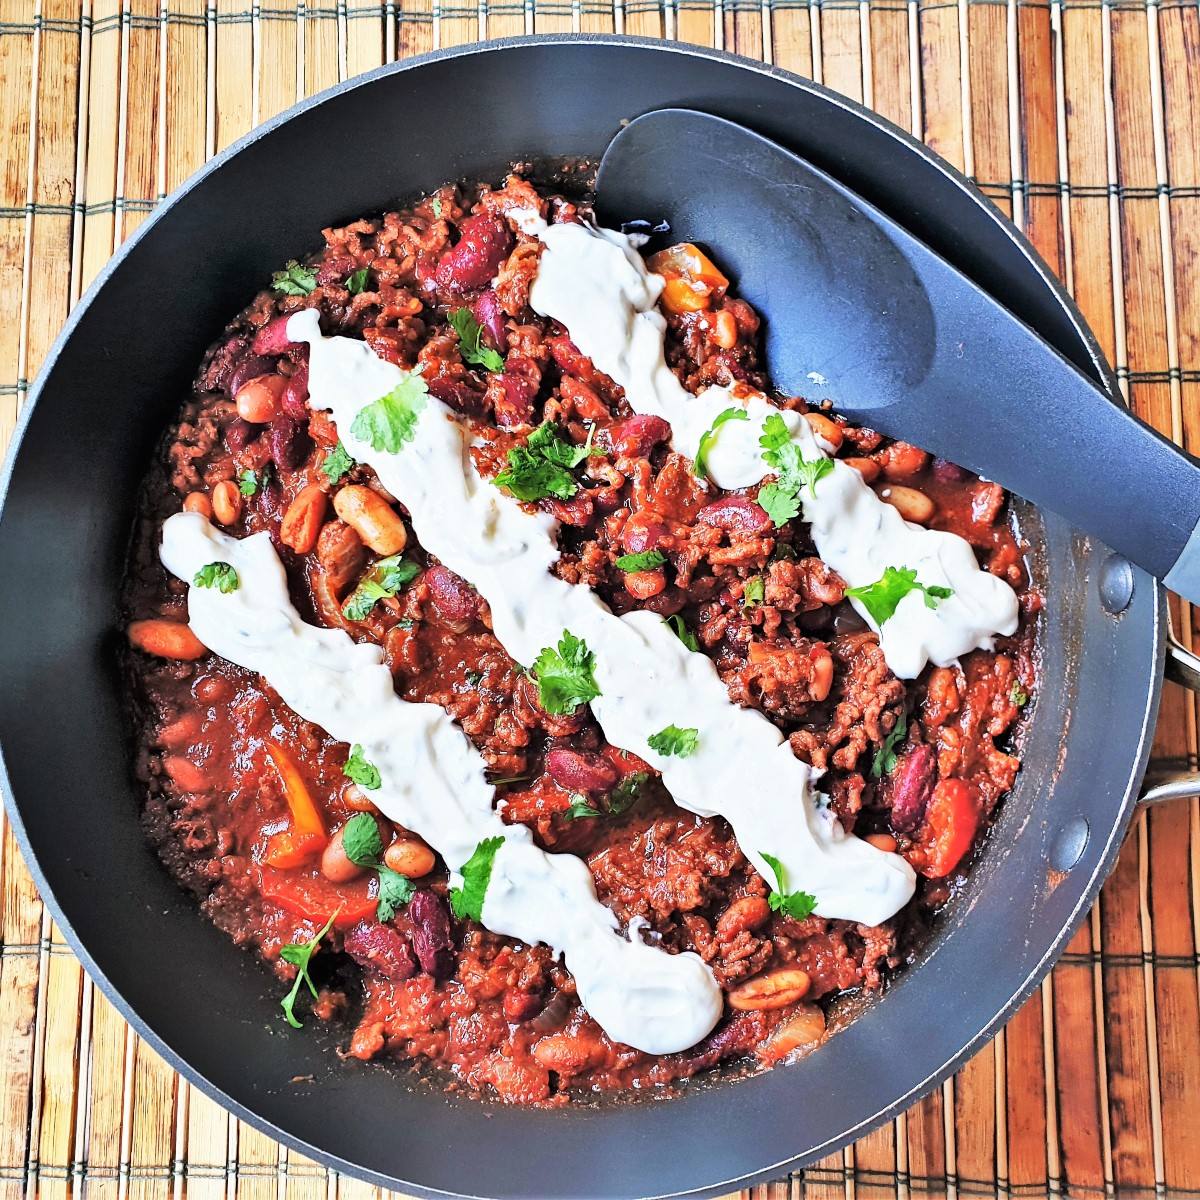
[[120, 176, 1039, 1105]]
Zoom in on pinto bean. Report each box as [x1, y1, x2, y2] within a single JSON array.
[[716, 895, 771, 941], [624, 569, 666, 599], [279, 484, 328, 554], [342, 782, 379, 814], [842, 456, 880, 484], [728, 968, 812, 1011], [878, 441, 929, 480], [252, 313, 302, 357], [866, 833, 899, 853], [322, 823, 370, 883], [342, 921, 418, 982], [435, 213, 514, 292], [211, 480, 242, 526], [424, 564, 480, 632], [532, 1031, 607, 1074], [316, 521, 367, 593], [712, 309, 738, 349], [383, 837, 436, 878], [128, 619, 206, 661], [183, 492, 213, 519], [613, 413, 671, 457], [269, 415, 312, 473], [333, 485, 407, 555], [878, 484, 936, 524], [408, 890, 455, 979], [888, 744, 937, 833], [545, 748, 619, 795], [804, 411, 843, 451], [235, 374, 286, 424], [698, 495, 772, 535]]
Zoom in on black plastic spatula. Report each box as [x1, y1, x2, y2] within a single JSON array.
[[595, 108, 1200, 604]]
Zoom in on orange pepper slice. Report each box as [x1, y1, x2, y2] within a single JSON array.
[[264, 741, 327, 840], [263, 829, 326, 869], [647, 243, 730, 315]]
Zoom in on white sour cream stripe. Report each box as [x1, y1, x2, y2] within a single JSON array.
[[517, 215, 1020, 680], [290, 309, 916, 928], [160, 512, 722, 1055]]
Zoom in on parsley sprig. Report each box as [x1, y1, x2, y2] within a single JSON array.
[[237, 468, 259, 497], [694, 406, 749, 480], [448, 308, 504, 373], [342, 554, 421, 622], [340, 812, 417, 922], [845, 565, 953, 627], [279, 909, 338, 1028], [742, 576, 765, 608], [530, 630, 601, 715], [563, 772, 649, 822], [271, 260, 317, 297], [615, 549, 666, 572], [450, 836, 504, 921], [758, 413, 835, 528], [665, 614, 699, 652], [193, 561, 239, 593], [647, 724, 699, 758], [761, 852, 818, 921], [350, 375, 428, 454], [346, 267, 370, 294], [871, 710, 908, 778], [493, 422, 599, 502], [321, 441, 355, 484], [342, 744, 382, 790]]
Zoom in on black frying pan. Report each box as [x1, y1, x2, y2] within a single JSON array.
[[1, 36, 1197, 1200]]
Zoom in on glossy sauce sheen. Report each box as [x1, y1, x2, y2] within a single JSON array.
[[520, 216, 1020, 679]]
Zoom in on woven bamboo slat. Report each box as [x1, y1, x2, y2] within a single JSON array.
[[0, 2, 1198, 1197]]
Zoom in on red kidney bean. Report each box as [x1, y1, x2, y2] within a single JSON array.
[[473, 289, 507, 350], [680, 1014, 761, 1070], [224, 417, 260, 452], [408, 890, 455, 980], [621, 511, 669, 553], [316, 254, 357, 287], [435, 214, 514, 293], [888, 744, 936, 833], [427, 375, 488, 417], [503, 988, 545, 1023], [698, 495, 773, 535], [343, 921, 418, 982], [546, 748, 620, 794], [614, 414, 672, 458], [932, 457, 970, 483], [252, 313, 302, 357], [548, 335, 596, 381], [493, 372, 538, 427], [425, 565, 481, 632], [228, 353, 277, 397], [281, 352, 310, 419], [269, 415, 312, 472], [203, 333, 251, 394]]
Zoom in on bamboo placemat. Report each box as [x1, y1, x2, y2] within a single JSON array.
[[1, 2, 1198, 1196]]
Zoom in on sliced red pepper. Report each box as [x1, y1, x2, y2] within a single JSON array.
[[258, 866, 377, 928], [910, 779, 980, 878]]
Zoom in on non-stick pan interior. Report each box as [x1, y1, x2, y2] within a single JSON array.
[[0, 37, 1163, 1200]]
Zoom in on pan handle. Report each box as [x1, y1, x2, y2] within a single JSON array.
[[1139, 629, 1200, 806]]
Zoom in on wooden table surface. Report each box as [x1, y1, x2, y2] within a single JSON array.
[[1, 2, 1198, 1196]]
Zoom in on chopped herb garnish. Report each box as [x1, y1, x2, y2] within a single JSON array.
[[448, 307, 504, 373], [431, 197, 444, 218], [342, 744, 382, 791], [757, 412, 835, 527], [770, 542, 797, 562], [845, 565, 954, 627], [493, 421, 601, 502], [193, 561, 239, 593], [647, 724, 699, 758], [350, 374, 428, 454], [465, 669, 483, 687], [320, 441, 355, 484], [757, 482, 802, 528], [237, 468, 259, 496], [1011, 680, 1029, 708], [608, 771, 649, 815], [563, 795, 600, 821], [694, 406, 749, 480], [615, 549, 666, 573], [450, 835, 504, 922], [761, 852, 818, 921], [271, 260, 317, 297], [871, 710, 908, 778], [530, 629, 600, 716], [279, 909, 338, 1028], [342, 554, 421, 621], [743, 576, 765, 608], [340, 812, 417, 922], [665, 614, 700, 653], [346, 267, 370, 294]]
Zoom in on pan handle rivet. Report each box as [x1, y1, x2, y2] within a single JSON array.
[[1049, 816, 1090, 871], [1098, 554, 1134, 614]]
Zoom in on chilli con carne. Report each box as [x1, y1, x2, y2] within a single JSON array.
[[121, 175, 1038, 1104]]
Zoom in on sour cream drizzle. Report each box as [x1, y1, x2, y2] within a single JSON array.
[[518, 215, 1020, 680], [160, 511, 722, 1055], [288, 308, 916, 928]]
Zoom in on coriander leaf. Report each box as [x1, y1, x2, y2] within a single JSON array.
[[845, 565, 954, 627], [563, 795, 600, 821], [193, 561, 239, 593], [791, 455, 834, 499], [615, 549, 666, 572], [758, 481, 801, 528], [431, 197, 443, 218], [375, 866, 416, 922], [320, 441, 355, 483], [647, 724, 699, 758], [237, 468, 259, 497], [761, 852, 818, 921], [1011, 680, 1028, 708], [342, 580, 390, 622], [346, 267, 370, 294], [494, 445, 578, 501], [871, 709, 908, 778], [770, 543, 797, 562], [743, 576, 765, 609], [272, 260, 317, 297], [608, 771, 649, 816], [450, 835, 504, 921], [758, 412, 792, 455], [279, 909, 339, 1028], [342, 554, 420, 621], [665, 614, 699, 653], [343, 744, 382, 791], [447, 307, 504, 373], [376, 554, 421, 592], [694, 406, 749, 480], [341, 812, 384, 865], [527, 420, 600, 469], [531, 630, 601, 715], [350, 374, 428, 454]]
